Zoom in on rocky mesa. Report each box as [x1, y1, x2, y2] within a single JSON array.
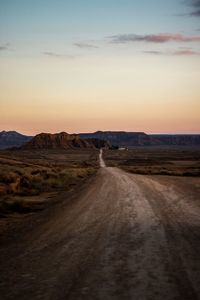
[[21, 132, 111, 150]]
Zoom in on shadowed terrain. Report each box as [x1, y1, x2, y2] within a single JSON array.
[[103, 147, 200, 176], [0, 149, 99, 216], [0, 150, 199, 300]]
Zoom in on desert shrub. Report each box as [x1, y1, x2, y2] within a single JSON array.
[[31, 169, 41, 175], [0, 150, 99, 216], [0, 183, 7, 195], [49, 179, 61, 188], [0, 172, 18, 184], [30, 177, 43, 192], [42, 171, 58, 180], [20, 175, 32, 188], [15, 169, 23, 176]]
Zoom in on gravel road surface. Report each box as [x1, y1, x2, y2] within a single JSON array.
[[0, 153, 200, 300]]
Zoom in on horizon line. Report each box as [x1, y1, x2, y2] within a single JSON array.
[[1, 129, 200, 136]]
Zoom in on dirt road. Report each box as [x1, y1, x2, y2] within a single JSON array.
[[0, 153, 200, 300]]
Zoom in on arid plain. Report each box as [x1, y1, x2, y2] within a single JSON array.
[[0, 146, 200, 300]]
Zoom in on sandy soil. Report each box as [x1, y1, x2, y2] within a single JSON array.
[[0, 155, 200, 300]]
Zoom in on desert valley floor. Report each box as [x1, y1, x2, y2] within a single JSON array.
[[0, 150, 200, 300]]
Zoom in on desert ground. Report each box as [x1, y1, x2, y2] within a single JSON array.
[[104, 146, 200, 176], [0, 149, 99, 216], [0, 148, 200, 300]]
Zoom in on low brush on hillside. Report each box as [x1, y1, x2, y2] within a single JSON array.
[[0, 149, 99, 216]]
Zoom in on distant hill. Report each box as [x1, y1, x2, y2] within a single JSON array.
[[80, 131, 152, 147], [0, 131, 33, 149], [151, 134, 200, 146], [80, 131, 200, 147], [21, 132, 111, 150], [1, 130, 200, 150]]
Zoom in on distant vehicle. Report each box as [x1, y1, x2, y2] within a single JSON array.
[[118, 147, 128, 151]]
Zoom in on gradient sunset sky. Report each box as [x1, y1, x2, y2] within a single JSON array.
[[0, 0, 200, 135]]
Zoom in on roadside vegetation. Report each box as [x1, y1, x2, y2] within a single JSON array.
[[0, 149, 99, 216], [104, 147, 200, 177]]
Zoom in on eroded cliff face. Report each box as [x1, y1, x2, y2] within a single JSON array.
[[21, 132, 110, 150]]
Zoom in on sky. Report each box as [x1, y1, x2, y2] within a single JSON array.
[[0, 0, 200, 135]]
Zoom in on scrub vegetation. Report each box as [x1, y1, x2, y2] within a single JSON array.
[[0, 149, 99, 216], [104, 147, 200, 177]]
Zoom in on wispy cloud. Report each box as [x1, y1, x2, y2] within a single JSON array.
[[108, 33, 200, 43], [183, 0, 200, 16], [0, 42, 11, 51], [144, 48, 200, 56], [172, 49, 200, 55], [189, 10, 200, 16], [74, 42, 98, 49], [190, 0, 200, 17], [42, 51, 75, 59], [190, 0, 200, 8], [143, 51, 162, 55]]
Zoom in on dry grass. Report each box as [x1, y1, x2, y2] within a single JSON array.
[[0, 149, 99, 216], [103, 147, 200, 177]]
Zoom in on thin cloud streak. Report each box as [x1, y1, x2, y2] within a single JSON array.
[[0, 46, 8, 51], [42, 51, 75, 59], [184, 0, 200, 16], [189, 9, 200, 16], [74, 42, 98, 49], [0, 43, 11, 51], [108, 33, 200, 43], [144, 49, 200, 56], [190, 0, 200, 7], [143, 51, 162, 55], [172, 49, 200, 55]]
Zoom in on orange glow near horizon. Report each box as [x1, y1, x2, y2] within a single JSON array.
[[1, 0, 200, 135], [1, 45, 200, 136]]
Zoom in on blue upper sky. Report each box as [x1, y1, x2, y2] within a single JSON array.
[[0, 0, 200, 134], [0, 0, 199, 56]]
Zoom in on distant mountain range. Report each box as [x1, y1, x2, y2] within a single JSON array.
[[0, 131, 33, 149], [80, 131, 151, 147], [80, 131, 200, 147], [0, 130, 200, 150]]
